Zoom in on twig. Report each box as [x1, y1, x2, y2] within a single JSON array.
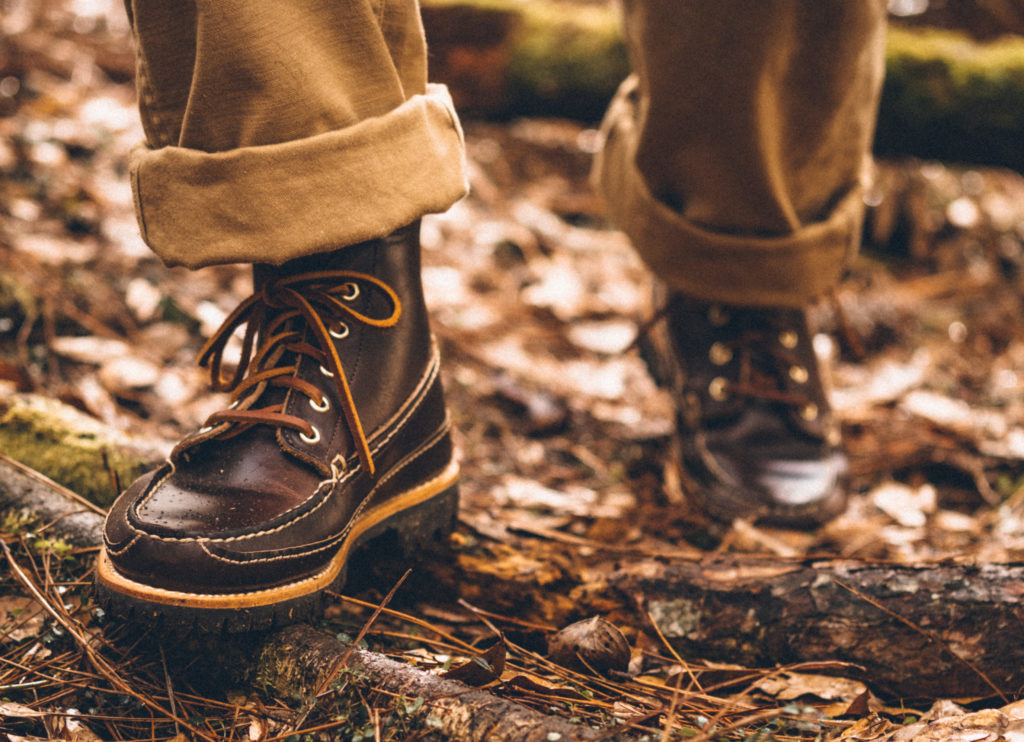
[[332, 592, 478, 652], [647, 610, 703, 693], [289, 570, 411, 733], [158, 644, 180, 738]]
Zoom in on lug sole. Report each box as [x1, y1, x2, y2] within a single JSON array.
[[94, 458, 459, 633]]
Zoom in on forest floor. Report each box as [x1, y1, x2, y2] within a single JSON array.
[[2, 1, 1024, 740]]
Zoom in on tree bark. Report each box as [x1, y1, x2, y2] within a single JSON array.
[[251, 625, 620, 741], [610, 557, 1024, 699]]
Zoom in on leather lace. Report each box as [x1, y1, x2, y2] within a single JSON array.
[[195, 270, 402, 477]]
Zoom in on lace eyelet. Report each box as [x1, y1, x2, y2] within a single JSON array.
[[300, 426, 321, 445], [319, 365, 334, 378], [709, 342, 733, 366], [309, 396, 330, 412], [801, 403, 819, 421], [329, 322, 350, 340], [708, 377, 729, 401], [778, 330, 799, 349], [789, 365, 809, 384], [340, 282, 360, 301]]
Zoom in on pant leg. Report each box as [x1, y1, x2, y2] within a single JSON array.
[[593, 0, 887, 308], [124, 0, 468, 268]]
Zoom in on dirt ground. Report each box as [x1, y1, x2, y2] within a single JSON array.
[[2, 1, 1024, 740]]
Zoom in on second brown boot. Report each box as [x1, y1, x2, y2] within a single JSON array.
[[647, 293, 846, 527]]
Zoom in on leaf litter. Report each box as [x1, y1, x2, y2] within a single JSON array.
[[2, 0, 1024, 739]]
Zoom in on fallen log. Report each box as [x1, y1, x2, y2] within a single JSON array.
[[0, 393, 164, 507], [250, 625, 620, 742], [0, 453, 106, 547], [610, 557, 1024, 700]]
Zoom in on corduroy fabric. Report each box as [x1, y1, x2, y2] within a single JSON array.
[[594, 0, 888, 307]]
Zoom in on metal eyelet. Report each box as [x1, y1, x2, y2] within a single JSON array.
[[309, 395, 330, 412], [319, 365, 334, 378], [340, 282, 360, 301], [827, 425, 842, 446], [801, 403, 819, 421], [778, 330, 799, 349], [329, 322, 350, 340], [300, 426, 321, 445], [708, 377, 729, 401], [789, 365, 809, 384], [709, 342, 733, 366]]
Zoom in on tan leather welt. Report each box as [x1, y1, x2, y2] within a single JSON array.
[[96, 457, 459, 609]]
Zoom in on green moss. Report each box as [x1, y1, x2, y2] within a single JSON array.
[[0, 395, 157, 507], [506, 2, 628, 120], [422, 0, 628, 120], [422, 2, 1024, 171], [878, 26, 1024, 170]]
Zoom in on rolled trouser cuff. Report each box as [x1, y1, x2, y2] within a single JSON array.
[[594, 76, 864, 309], [130, 84, 468, 268]]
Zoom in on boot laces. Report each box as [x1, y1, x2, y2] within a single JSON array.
[[635, 296, 816, 411], [194, 270, 401, 477]]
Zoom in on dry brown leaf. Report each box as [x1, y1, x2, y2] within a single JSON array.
[[440, 640, 506, 686], [0, 701, 45, 719]]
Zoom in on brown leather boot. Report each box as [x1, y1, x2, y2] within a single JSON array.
[[647, 293, 846, 527], [96, 222, 458, 631]]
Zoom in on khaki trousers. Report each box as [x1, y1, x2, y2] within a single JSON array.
[[126, 0, 886, 308], [594, 0, 888, 306], [124, 0, 469, 268]]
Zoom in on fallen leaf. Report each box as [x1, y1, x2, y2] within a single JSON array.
[[548, 616, 630, 676], [51, 336, 133, 364], [0, 596, 47, 642], [440, 640, 506, 686], [754, 671, 868, 704]]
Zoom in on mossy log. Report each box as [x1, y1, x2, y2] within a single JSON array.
[[610, 557, 1024, 701], [0, 394, 164, 508], [0, 454, 105, 546], [250, 625, 620, 742], [422, 1, 1024, 172]]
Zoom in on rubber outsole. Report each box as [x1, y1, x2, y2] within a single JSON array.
[[94, 461, 459, 634]]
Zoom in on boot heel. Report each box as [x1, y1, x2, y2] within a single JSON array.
[[359, 483, 459, 558], [393, 483, 460, 555]]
